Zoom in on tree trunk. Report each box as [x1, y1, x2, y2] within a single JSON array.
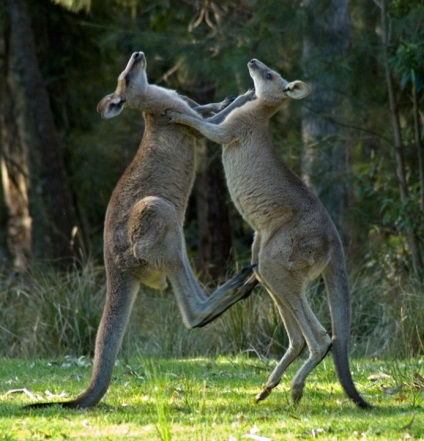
[[379, 0, 423, 276], [194, 139, 233, 280], [0, 1, 8, 264], [301, 0, 352, 241], [0, 81, 32, 270], [0, 0, 31, 269], [412, 84, 424, 213], [3, 0, 84, 268], [191, 86, 233, 280]]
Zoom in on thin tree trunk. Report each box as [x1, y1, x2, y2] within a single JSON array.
[[194, 138, 233, 280], [0, 85, 32, 269], [412, 84, 424, 212], [192, 85, 233, 280], [379, 0, 423, 276], [5, 0, 84, 268], [379, 0, 409, 204], [0, 0, 31, 269], [204, 140, 233, 277], [0, 0, 10, 267]]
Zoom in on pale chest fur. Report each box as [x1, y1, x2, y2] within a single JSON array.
[[221, 126, 321, 233], [222, 135, 288, 232]]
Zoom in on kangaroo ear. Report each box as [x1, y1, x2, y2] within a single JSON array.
[[97, 94, 126, 119], [284, 81, 312, 100]]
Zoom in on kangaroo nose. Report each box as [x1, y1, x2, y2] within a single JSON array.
[[133, 51, 144, 60]]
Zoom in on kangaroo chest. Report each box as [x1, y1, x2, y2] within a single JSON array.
[[222, 140, 282, 231]]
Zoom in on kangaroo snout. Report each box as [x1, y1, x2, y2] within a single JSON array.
[[132, 51, 144, 61]]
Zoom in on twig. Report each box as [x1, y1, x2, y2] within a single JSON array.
[[6, 388, 37, 400]]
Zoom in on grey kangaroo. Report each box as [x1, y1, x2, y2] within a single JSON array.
[[26, 52, 254, 409], [166, 59, 371, 409]]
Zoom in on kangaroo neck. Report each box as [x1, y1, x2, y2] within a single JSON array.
[[255, 100, 284, 119], [144, 113, 197, 201]]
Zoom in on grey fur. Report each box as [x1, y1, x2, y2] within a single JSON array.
[[25, 52, 254, 409], [166, 58, 371, 409]]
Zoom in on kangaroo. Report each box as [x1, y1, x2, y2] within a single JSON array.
[[166, 58, 371, 409], [26, 52, 255, 409]]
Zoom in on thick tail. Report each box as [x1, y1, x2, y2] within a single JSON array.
[[323, 251, 372, 410], [25, 272, 139, 410], [25, 393, 96, 410]]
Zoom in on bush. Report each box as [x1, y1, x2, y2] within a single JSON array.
[[0, 261, 104, 358], [1, 260, 422, 359]]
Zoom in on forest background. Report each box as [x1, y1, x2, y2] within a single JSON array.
[[0, 0, 423, 361]]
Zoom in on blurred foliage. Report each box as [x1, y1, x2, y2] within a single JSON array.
[[1, 0, 417, 275], [1, 0, 424, 355], [0, 0, 423, 361], [1, 259, 422, 358]]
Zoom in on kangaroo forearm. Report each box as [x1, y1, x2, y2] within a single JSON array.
[[180, 94, 200, 108], [183, 95, 232, 115], [207, 90, 256, 125], [173, 115, 235, 144]]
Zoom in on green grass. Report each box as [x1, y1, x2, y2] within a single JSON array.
[[1, 356, 423, 440], [1, 264, 423, 439]]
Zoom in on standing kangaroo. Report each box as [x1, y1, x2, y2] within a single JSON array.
[[26, 52, 254, 409], [166, 59, 371, 409]]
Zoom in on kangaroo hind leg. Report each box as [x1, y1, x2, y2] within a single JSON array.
[[128, 196, 180, 290], [286, 286, 332, 404], [255, 301, 306, 403], [167, 253, 255, 329], [259, 262, 331, 405]]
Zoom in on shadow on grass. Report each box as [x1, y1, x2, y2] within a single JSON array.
[[2, 357, 422, 429]]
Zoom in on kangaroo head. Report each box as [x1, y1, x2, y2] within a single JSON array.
[[247, 59, 311, 106], [97, 51, 148, 119]]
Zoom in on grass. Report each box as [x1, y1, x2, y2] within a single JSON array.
[[1, 260, 423, 361], [1, 263, 423, 439], [1, 355, 423, 440]]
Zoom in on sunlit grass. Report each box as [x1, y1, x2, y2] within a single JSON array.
[[1, 356, 423, 440], [1, 264, 423, 439]]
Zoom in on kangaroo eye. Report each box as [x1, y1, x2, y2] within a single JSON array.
[[265, 72, 272, 80]]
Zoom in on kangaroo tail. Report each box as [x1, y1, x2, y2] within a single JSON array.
[[25, 272, 139, 410], [324, 249, 372, 409], [25, 396, 93, 410]]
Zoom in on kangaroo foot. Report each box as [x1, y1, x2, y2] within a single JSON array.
[[254, 384, 276, 403], [231, 264, 257, 287], [238, 274, 259, 300], [193, 265, 257, 328]]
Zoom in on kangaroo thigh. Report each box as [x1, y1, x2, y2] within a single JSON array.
[[128, 196, 182, 265]]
